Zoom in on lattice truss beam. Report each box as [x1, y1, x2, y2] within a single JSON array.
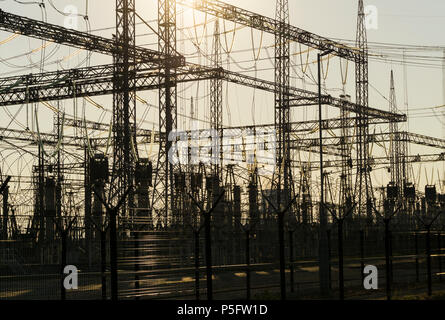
[[0, 64, 406, 122], [0, 8, 184, 66], [176, 0, 362, 62], [2, 125, 443, 163]]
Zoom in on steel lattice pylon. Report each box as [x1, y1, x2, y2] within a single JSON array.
[[151, 0, 178, 227], [111, 0, 137, 214], [340, 95, 353, 216], [389, 70, 407, 201], [210, 19, 223, 179], [274, 0, 291, 206], [274, 0, 291, 301], [354, 0, 374, 222]]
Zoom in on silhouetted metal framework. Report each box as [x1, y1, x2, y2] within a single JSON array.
[[9, 123, 443, 159], [339, 96, 353, 218], [274, 0, 291, 301], [1, 124, 443, 170], [152, 0, 178, 226], [292, 132, 445, 151], [388, 70, 408, 202], [0, 114, 401, 152], [111, 0, 137, 212], [300, 153, 445, 170], [0, 64, 406, 124], [177, 0, 363, 62], [274, 0, 291, 203], [0, 64, 219, 106], [354, 0, 373, 221], [0, 9, 182, 65], [210, 19, 223, 178]]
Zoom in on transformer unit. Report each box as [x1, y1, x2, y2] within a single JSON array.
[[135, 158, 153, 186], [387, 182, 398, 199], [425, 185, 437, 203], [404, 183, 416, 199], [89, 153, 109, 182], [44, 177, 56, 216]]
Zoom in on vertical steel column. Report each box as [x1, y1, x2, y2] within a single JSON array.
[[338, 219, 344, 300], [112, 0, 137, 212], [2, 185, 8, 240], [354, 0, 373, 222], [415, 232, 419, 282], [245, 230, 251, 300], [318, 53, 330, 296], [152, 0, 178, 227], [339, 95, 353, 226], [194, 230, 200, 300], [274, 0, 290, 301], [210, 19, 223, 179], [84, 147, 92, 268], [389, 71, 404, 204], [109, 207, 118, 300], [426, 226, 432, 296], [289, 230, 294, 293]]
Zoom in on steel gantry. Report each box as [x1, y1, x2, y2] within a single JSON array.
[[210, 19, 223, 178], [111, 0, 137, 214], [354, 0, 373, 222], [152, 0, 179, 227], [177, 0, 362, 62], [274, 0, 291, 300], [0, 8, 183, 65]]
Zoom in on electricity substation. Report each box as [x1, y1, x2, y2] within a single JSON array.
[[0, 0, 445, 300]]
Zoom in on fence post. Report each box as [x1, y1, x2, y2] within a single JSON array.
[[438, 232, 442, 282], [204, 210, 212, 300], [384, 220, 391, 300], [415, 232, 419, 282], [194, 230, 200, 301], [426, 226, 432, 297], [338, 220, 344, 300], [101, 230, 107, 300], [360, 230, 365, 285], [61, 231, 67, 300], [277, 211, 286, 300], [327, 229, 332, 291], [289, 230, 294, 293], [109, 208, 118, 301], [246, 229, 250, 300], [188, 191, 225, 301]]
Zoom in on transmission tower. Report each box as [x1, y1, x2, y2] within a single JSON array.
[[389, 70, 406, 202], [339, 94, 353, 219], [210, 19, 223, 179], [274, 0, 291, 300], [354, 0, 374, 222], [274, 0, 291, 205], [151, 0, 178, 227], [111, 0, 137, 215]]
